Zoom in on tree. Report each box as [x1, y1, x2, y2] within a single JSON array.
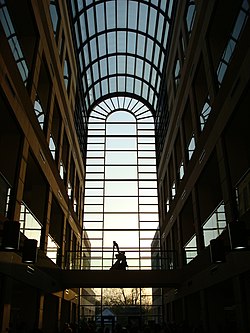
[[101, 288, 151, 306]]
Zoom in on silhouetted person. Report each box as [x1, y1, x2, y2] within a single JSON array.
[[110, 251, 128, 270], [110, 241, 128, 270], [62, 323, 72, 333]]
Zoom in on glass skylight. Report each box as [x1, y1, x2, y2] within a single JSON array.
[[70, 0, 176, 114]]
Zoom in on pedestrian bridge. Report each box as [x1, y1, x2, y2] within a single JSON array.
[[0, 251, 182, 291], [55, 269, 182, 288]]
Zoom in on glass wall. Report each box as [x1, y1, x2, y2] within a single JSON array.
[[83, 97, 160, 270]]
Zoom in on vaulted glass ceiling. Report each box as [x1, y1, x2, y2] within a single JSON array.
[[70, 0, 176, 114]]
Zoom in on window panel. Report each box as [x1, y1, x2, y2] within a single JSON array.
[[100, 58, 108, 77], [84, 205, 103, 213], [107, 32, 116, 54], [126, 73, 135, 91], [105, 197, 138, 212], [138, 158, 156, 165], [106, 123, 136, 135], [117, 1, 127, 28], [163, 21, 169, 48], [109, 77, 116, 93], [139, 197, 158, 205], [79, 14, 87, 43], [136, 58, 143, 77], [127, 56, 135, 75], [139, 181, 157, 188], [106, 137, 136, 150], [139, 4, 148, 32], [118, 77, 125, 91], [90, 38, 97, 60], [134, 79, 142, 94], [146, 39, 154, 62], [138, 137, 155, 143], [106, 151, 137, 165], [84, 188, 104, 197], [105, 165, 138, 179], [87, 7, 95, 37], [140, 221, 159, 228], [105, 181, 138, 196], [108, 56, 116, 75], [157, 14, 164, 42], [98, 34, 107, 57], [94, 83, 101, 99], [139, 188, 158, 196], [117, 32, 126, 52], [117, 56, 126, 73], [148, 8, 157, 36], [106, 1, 115, 29], [104, 214, 138, 229], [127, 32, 137, 54], [137, 35, 145, 57], [101, 79, 109, 95], [153, 44, 160, 66], [86, 165, 104, 172], [92, 62, 99, 82], [142, 84, 149, 100], [103, 231, 139, 248], [84, 197, 104, 205], [144, 62, 151, 82], [96, 3, 105, 32], [128, 1, 138, 30]]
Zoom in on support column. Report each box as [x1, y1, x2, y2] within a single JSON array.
[[216, 138, 238, 222], [233, 276, 248, 333], [38, 293, 45, 330], [0, 277, 13, 333]]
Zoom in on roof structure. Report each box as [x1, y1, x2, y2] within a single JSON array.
[[70, 0, 176, 115]]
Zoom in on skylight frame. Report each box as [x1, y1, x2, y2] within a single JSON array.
[[70, 0, 176, 114]]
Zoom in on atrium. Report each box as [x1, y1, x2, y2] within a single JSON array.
[[0, 0, 250, 332]]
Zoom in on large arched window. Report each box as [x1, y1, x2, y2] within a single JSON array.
[[83, 97, 159, 270]]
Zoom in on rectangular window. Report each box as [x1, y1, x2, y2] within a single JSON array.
[[184, 235, 197, 263], [188, 135, 196, 160], [216, 1, 249, 85], [202, 202, 227, 247]]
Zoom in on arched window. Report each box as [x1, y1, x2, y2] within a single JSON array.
[[83, 97, 159, 270]]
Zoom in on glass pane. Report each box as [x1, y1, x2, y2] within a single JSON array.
[[107, 32, 116, 54], [128, 1, 138, 30], [106, 137, 137, 150], [87, 7, 95, 37], [117, 32, 126, 52], [117, 1, 127, 28], [105, 151, 137, 165], [96, 3, 105, 32], [127, 56, 135, 75], [106, 123, 136, 135], [106, 1, 115, 29], [98, 34, 107, 57], [117, 56, 126, 73], [105, 181, 138, 196], [137, 35, 145, 57], [104, 213, 138, 229], [103, 231, 139, 249], [148, 8, 157, 36], [139, 4, 148, 32], [105, 166, 138, 179], [127, 32, 137, 53]]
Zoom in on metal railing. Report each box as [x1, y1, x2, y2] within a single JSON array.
[[65, 247, 178, 270]]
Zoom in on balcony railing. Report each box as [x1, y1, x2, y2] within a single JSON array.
[[65, 247, 178, 270]]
